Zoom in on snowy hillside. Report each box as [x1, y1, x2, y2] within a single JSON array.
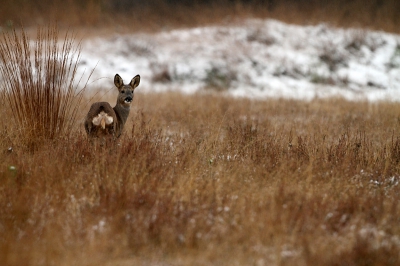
[[79, 19, 400, 101]]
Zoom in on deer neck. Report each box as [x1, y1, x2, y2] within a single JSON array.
[[113, 103, 130, 127]]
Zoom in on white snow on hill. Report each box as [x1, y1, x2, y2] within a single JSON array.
[[79, 19, 400, 101]]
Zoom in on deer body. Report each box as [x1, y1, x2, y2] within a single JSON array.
[[84, 74, 140, 138]]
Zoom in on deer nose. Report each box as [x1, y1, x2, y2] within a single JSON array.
[[124, 96, 133, 103]]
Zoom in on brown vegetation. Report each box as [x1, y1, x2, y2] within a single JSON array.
[[0, 17, 399, 266], [1, 90, 400, 265], [0, 26, 89, 148], [1, 0, 400, 33]]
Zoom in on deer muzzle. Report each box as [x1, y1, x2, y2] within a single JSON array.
[[124, 97, 133, 103]]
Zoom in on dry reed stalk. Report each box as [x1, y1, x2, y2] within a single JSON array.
[[0, 25, 90, 147]]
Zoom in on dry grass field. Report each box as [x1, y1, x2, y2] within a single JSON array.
[[1, 90, 400, 265], [1, 8, 400, 266]]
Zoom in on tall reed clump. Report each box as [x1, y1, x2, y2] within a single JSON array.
[[0, 25, 89, 147]]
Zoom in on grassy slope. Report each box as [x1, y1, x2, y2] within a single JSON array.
[[1, 92, 400, 265]]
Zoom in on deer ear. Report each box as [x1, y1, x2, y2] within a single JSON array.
[[114, 74, 123, 88], [130, 75, 140, 89]]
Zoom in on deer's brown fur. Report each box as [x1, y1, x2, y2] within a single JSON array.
[[84, 74, 140, 139]]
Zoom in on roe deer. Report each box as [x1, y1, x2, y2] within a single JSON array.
[[84, 74, 140, 139]]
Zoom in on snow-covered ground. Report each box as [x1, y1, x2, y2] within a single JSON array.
[[79, 19, 400, 101]]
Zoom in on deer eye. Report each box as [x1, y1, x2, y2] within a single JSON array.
[[121, 90, 125, 93]]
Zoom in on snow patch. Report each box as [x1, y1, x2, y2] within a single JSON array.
[[78, 19, 400, 101]]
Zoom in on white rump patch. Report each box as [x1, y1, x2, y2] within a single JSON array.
[[92, 111, 113, 128]]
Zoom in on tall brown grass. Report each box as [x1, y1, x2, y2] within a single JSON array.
[[0, 91, 399, 265], [0, 26, 89, 148]]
